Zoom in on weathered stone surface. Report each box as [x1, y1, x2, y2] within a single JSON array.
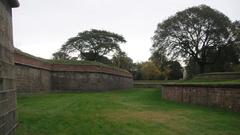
[[14, 50, 133, 92], [162, 85, 240, 112], [15, 64, 51, 93], [51, 72, 133, 91], [0, 0, 18, 134]]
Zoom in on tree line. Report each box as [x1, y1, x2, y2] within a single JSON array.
[[52, 5, 240, 80]]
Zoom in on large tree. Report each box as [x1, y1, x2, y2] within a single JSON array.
[[55, 29, 126, 62], [152, 5, 240, 73]]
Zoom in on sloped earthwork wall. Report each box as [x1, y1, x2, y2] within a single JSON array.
[[51, 64, 133, 91], [14, 50, 133, 92]]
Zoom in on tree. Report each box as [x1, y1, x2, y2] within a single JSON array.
[[207, 44, 240, 72], [185, 57, 200, 79], [149, 51, 170, 80], [152, 5, 240, 73], [150, 50, 168, 71], [150, 51, 182, 80], [112, 51, 133, 72], [167, 61, 182, 80], [185, 43, 240, 78], [56, 29, 126, 62], [140, 61, 161, 80], [52, 51, 71, 60], [132, 62, 144, 80]]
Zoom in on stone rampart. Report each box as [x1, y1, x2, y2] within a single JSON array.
[[14, 50, 133, 92]]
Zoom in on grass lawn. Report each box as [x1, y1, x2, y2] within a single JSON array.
[[134, 79, 240, 85], [17, 88, 240, 135]]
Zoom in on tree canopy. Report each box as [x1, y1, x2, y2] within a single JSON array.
[[54, 29, 126, 62], [150, 51, 182, 80], [152, 5, 240, 73], [112, 51, 133, 72], [140, 61, 161, 80], [52, 51, 71, 60]]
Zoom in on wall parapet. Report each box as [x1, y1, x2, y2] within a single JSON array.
[[14, 50, 52, 70]]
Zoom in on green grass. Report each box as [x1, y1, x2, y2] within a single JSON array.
[[134, 79, 240, 85], [17, 88, 240, 135]]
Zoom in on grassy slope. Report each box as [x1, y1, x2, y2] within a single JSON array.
[[17, 88, 240, 135], [134, 79, 240, 85]]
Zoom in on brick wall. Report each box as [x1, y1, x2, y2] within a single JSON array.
[[14, 50, 133, 92], [15, 64, 51, 93], [162, 84, 240, 112], [0, 0, 19, 134]]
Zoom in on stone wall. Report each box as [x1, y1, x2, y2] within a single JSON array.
[[162, 84, 240, 112], [51, 64, 133, 91], [0, 0, 19, 135], [14, 50, 52, 93], [14, 50, 133, 92], [51, 72, 132, 91], [15, 65, 51, 93]]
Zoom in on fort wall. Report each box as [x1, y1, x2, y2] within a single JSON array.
[[14, 50, 133, 92]]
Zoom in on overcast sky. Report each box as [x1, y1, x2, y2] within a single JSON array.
[[12, 0, 240, 62]]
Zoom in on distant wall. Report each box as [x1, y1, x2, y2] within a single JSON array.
[[194, 72, 240, 80], [52, 72, 132, 91], [0, 0, 19, 134], [14, 50, 133, 92], [162, 84, 240, 112], [134, 83, 163, 88], [51, 64, 133, 91]]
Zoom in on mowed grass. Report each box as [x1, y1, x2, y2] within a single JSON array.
[[134, 79, 240, 85], [17, 88, 240, 135]]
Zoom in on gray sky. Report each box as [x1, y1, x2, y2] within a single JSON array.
[[13, 0, 240, 62]]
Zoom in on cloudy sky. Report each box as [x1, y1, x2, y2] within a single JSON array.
[[12, 0, 240, 62]]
